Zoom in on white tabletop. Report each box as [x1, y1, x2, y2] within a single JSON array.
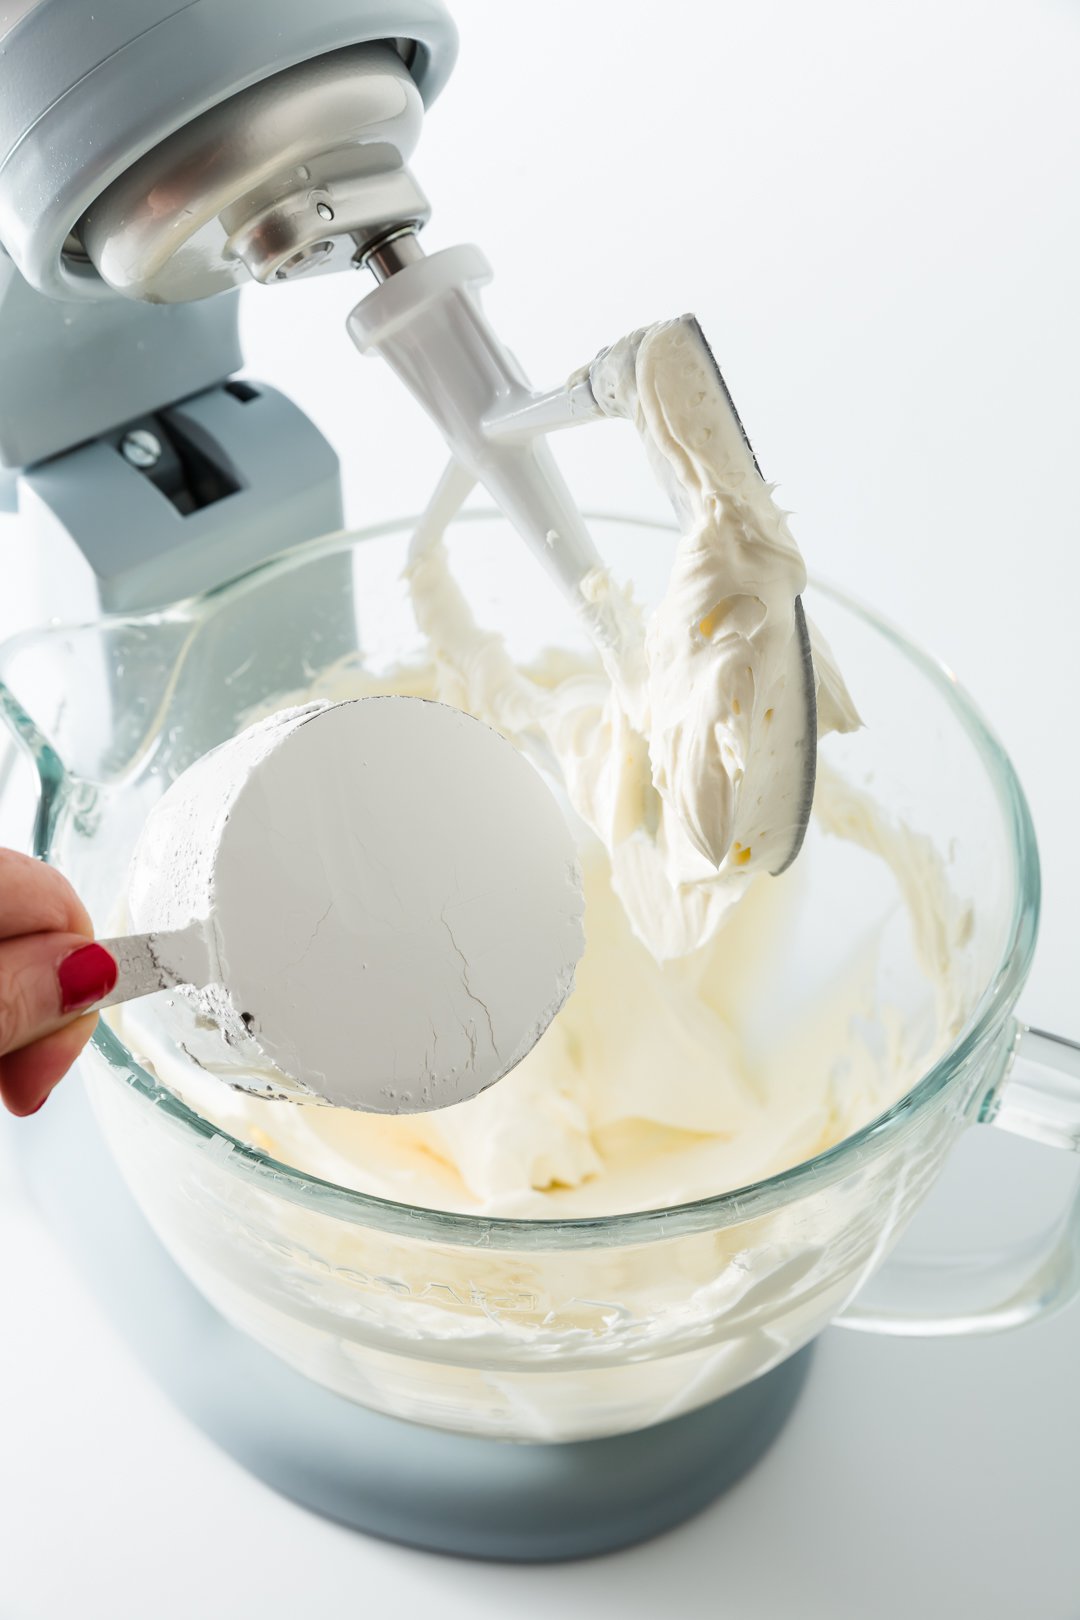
[[2, 2, 1078, 1614]]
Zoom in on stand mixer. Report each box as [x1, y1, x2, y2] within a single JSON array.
[[0, 0, 820, 1559]]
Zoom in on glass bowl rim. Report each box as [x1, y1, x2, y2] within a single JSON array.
[[2, 510, 1040, 1249]]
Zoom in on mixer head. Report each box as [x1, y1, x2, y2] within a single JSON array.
[[78, 46, 431, 303], [0, 2, 457, 303]]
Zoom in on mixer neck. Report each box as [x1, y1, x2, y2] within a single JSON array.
[[0, 252, 343, 625]]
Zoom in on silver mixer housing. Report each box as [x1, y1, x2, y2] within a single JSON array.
[[80, 46, 431, 304], [0, 0, 456, 302]]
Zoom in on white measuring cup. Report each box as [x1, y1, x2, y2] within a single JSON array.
[[97, 696, 585, 1113]]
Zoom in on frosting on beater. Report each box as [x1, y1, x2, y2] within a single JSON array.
[[409, 317, 860, 960]]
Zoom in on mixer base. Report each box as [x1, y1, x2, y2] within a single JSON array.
[[13, 1074, 814, 1562]]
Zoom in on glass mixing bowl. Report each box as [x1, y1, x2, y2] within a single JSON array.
[[2, 514, 1078, 1444]]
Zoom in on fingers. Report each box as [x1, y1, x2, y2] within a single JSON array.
[[0, 934, 117, 1059], [0, 855, 105, 1117], [0, 1014, 98, 1116], [0, 850, 94, 941]]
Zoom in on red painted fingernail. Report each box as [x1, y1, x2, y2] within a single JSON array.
[[27, 1095, 48, 1115], [58, 942, 118, 1013]]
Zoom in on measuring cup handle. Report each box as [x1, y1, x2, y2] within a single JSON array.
[[93, 923, 210, 1010], [836, 1023, 1080, 1336]]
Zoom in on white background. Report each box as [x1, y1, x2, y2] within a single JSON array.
[[2, 1, 1079, 1615]]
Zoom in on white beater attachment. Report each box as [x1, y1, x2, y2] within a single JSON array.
[[346, 234, 819, 876], [347, 237, 641, 678]]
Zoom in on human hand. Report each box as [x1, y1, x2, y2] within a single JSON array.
[[0, 850, 117, 1116]]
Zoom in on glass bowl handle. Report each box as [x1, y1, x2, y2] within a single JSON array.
[[837, 1024, 1080, 1336]]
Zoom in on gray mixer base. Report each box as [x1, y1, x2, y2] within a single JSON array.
[[12, 1075, 814, 1562]]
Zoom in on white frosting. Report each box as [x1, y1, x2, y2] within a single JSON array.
[[125, 697, 584, 1113], [112, 624, 974, 1215], [112, 318, 974, 1221], [115, 725, 974, 1216]]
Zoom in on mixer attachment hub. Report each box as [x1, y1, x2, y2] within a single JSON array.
[[76, 45, 431, 303]]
